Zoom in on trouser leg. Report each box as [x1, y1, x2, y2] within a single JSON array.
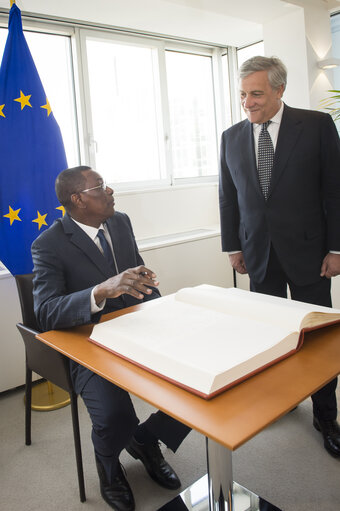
[[251, 245, 337, 421], [140, 411, 191, 452], [288, 276, 338, 421], [80, 373, 139, 482]]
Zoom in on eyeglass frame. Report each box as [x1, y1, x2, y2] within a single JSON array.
[[78, 181, 108, 194]]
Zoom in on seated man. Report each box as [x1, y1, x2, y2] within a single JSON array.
[[31, 166, 190, 511]]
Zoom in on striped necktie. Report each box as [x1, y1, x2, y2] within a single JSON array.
[[257, 120, 274, 200]]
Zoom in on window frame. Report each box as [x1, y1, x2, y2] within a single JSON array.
[[78, 29, 171, 190], [164, 43, 226, 186]]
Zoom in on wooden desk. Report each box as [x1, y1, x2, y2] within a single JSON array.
[[37, 305, 340, 510]]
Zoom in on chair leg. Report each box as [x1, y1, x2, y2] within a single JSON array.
[[25, 364, 32, 446], [70, 392, 86, 502]]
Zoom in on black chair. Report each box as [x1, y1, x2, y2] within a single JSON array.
[[15, 273, 86, 502]]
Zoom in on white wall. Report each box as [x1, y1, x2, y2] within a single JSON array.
[[0, 275, 26, 392], [263, 7, 310, 108], [264, 1, 336, 110], [117, 184, 219, 240]]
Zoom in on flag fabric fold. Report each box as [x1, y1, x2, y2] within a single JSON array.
[[0, 4, 67, 275]]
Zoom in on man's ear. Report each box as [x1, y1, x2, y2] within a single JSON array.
[[277, 84, 284, 99], [70, 193, 86, 209]]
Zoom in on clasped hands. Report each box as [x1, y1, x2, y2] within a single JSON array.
[[94, 265, 159, 306]]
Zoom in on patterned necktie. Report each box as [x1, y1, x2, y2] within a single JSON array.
[[257, 121, 274, 200], [97, 229, 115, 269]]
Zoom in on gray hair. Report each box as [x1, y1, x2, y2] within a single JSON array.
[[55, 166, 92, 210], [239, 56, 287, 91]]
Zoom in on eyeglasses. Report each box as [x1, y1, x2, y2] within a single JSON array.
[[79, 181, 108, 194]]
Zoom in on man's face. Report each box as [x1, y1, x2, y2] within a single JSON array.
[[76, 170, 115, 227], [240, 70, 284, 124]]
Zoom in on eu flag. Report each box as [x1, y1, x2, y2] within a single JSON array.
[[0, 4, 67, 275]]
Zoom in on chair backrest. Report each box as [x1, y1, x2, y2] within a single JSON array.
[[15, 273, 73, 391], [15, 273, 39, 331]]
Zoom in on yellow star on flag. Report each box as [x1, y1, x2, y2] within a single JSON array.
[[0, 104, 5, 118], [56, 205, 65, 216], [41, 98, 52, 117], [3, 206, 21, 225], [14, 90, 32, 110], [32, 211, 48, 230]]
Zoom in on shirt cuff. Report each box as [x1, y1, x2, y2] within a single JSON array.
[[329, 251, 340, 254], [91, 285, 106, 313]]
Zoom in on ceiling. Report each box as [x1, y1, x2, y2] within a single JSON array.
[[165, 0, 340, 23], [1, 0, 339, 21]]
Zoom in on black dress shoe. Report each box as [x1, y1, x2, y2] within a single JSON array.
[[313, 416, 340, 458], [126, 437, 181, 489], [95, 457, 135, 511]]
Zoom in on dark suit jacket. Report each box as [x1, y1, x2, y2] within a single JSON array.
[[31, 211, 160, 393], [219, 104, 340, 286]]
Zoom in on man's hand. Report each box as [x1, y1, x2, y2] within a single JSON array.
[[320, 253, 340, 279], [94, 265, 159, 305], [229, 252, 248, 274]]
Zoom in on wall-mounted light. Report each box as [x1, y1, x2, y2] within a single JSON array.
[[317, 58, 340, 70]]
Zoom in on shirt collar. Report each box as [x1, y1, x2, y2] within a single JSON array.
[[71, 217, 105, 242]]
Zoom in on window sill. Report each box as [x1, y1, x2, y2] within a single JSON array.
[[138, 225, 220, 251]]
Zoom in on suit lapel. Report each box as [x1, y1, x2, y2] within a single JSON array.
[[268, 105, 303, 198], [61, 214, 113, 278]]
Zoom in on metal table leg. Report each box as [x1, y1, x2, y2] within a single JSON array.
[[206, 437, 233, 510], [157, 437, 281, 511]]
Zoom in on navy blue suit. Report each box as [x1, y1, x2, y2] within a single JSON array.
[[32, 211, 190, 479], [219, 104, 340, 420]]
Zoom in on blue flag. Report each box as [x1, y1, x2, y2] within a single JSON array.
[[0, 4, 67, 275]]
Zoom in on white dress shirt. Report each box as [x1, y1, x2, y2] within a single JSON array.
[[71, 218, 115, 312]]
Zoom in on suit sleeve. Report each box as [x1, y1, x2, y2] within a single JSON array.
[[320, 113, 340, 251], [31, 236, 94, 332], [218, 131, 242, 252]]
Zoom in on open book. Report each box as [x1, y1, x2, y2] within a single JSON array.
[[89, 285, 340, 399]]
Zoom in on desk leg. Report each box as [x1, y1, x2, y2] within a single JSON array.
[[157, 437, 282, 511], [206, 437, 233, 510]]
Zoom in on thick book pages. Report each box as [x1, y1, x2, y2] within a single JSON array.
[[89, 285, 340, 399]]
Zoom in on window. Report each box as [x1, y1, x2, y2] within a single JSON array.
[[165, 50, 218, 179], [85, 35, 165, 185], [237, 41, 264, 69], [331, 12, 340, 132], [81, 32, 229, 187]]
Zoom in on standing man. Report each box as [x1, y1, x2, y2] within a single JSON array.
[[32, 166, 190, 511], [219, 56, 340, 457]]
